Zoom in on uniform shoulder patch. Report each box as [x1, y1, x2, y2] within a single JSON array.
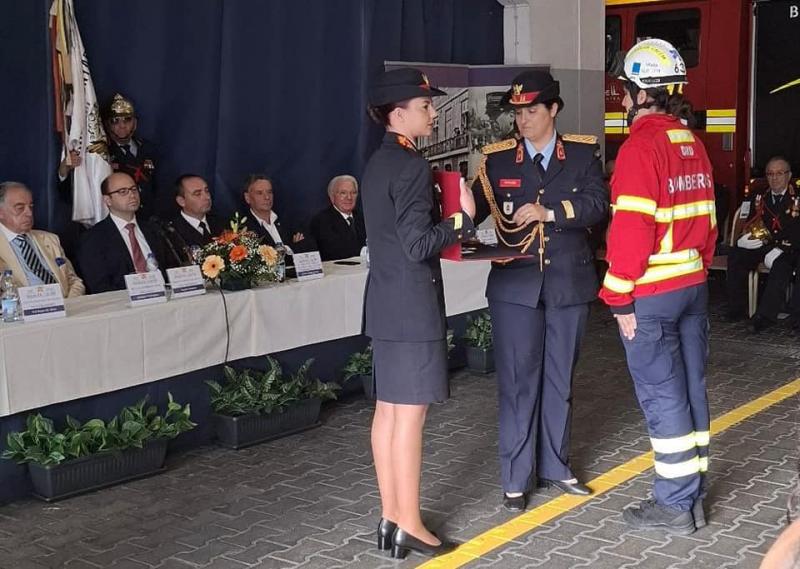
[[561, 134, 598, 144], [481, 138, 517, 155]]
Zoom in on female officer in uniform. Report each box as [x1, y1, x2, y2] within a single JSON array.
[[472, 70, 608, 512], [361, 67, 476, 559]]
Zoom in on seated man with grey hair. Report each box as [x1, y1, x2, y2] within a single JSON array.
[[309, 174, 366, 261], [0, 181, 85, 297]]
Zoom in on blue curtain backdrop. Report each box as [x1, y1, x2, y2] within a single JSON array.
[[0, 0, 503, 237]]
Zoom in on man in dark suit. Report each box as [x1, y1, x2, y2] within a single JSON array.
[[103, 93, 162, 219], [309, 175, 366, 261], [78, 172, 176, 294], [168, 174, 226, 259], [241, 174, 312, 255]]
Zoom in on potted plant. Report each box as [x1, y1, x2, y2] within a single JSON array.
[[464, 311, 494, 373], [207, 357, 339, 449], [194, 213, 281, 290], [2, 393, 195, 501], [341, 345, 373, 399]]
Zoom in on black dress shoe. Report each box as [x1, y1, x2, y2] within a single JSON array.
[[376, 518, 397, 551], [538, 479, 591, 496], [390, 528, 457, 559], [503, 492, 527, 512]]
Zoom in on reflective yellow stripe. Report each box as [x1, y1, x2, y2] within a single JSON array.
[[695, 431, 710, 447], [666, 129, 695, 144], [636, 258, 704, 285], [649, 248, 700, 265], [615, 195, 657, 216], [654, 200, 716, 223], [707, 109, 736, 117], [603, 272, 635, 294], [658, 223, 673, 254], [699, 457, 709, 473], [650, 433, 697, 454], [707, 124, 736, 133], [654, 456, 701, 478]]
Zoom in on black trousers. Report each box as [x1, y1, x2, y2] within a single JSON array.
[[725, 245, 769, 314], [755, 251, 800, 321]]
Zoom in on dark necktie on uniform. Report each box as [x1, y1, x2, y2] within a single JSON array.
[[199, 221, 210, 239], [346, 215, 357, 237], [120, 143, 132, 157], [533, 153, 546, 183], [125, 223, 149, 273], [14, 234, 56, 285]]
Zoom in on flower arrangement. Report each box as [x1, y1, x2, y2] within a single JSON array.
[[195, 213, 280, 289]]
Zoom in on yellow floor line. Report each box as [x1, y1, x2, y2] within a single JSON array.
[[419, 377, 800, 568]]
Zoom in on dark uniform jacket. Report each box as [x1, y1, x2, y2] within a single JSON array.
[[741, 187, 797, 244], [309, 205, 366, 261], [473, 134, 608, 308], [361, 132, 475, 342], [77, 215, 176, 294], [108, 137, 162, 218]]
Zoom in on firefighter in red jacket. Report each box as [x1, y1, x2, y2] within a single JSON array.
[[601, 38, 718, 534]]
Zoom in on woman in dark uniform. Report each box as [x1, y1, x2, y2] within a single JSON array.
[[361, 68, 476, 559]]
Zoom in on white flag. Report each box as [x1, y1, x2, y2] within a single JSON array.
[[50, 0, 111, 226]]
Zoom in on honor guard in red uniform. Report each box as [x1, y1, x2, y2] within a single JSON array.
[[601, 39, 718, 534], [472, 70, 608, 511]]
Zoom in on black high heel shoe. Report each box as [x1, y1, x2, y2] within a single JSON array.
[[376, 518, 397, 550], [390, 527, 457, 559]]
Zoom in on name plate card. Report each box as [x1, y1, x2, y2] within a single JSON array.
[[476, 228, 499, 246], [167, 266, 206, 299], [293, 251, 325, 281], [18, 284, 66, 322], [124, 272, 167, 307]]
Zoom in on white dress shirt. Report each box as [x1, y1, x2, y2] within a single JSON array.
[[250, 209, 293, 254], [180, 211, 211, 235]]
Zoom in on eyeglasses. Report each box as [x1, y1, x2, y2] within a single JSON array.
[[110, 117, 134, 125], [766, 170, 790, 178], [107, 185, 140, 197]]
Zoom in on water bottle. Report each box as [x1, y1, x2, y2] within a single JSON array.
[[275, 245, 286, 282], [146, 253, 159, 272], [1, 270, 21, 322]]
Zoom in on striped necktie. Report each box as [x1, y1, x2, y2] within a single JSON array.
[[14, 234, 56, 285]]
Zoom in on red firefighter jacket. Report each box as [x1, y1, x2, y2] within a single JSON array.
[[600, 113, 718, 313]]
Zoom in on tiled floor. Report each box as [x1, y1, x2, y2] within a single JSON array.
[[1, 284, 798, 568]]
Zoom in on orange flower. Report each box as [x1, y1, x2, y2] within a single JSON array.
[[230, 245, 248, 262], [201, 255, 225, 279], [258, 245, 278, 265], [216, 230, 238, 244]]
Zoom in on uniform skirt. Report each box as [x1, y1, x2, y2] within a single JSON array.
[[372, 338, 449, 404]]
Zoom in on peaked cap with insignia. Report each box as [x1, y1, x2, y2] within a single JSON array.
[[500, 70, 564, 112], [368, 68, 446, 107]]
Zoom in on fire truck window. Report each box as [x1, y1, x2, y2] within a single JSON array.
[[635, 9, 700, 68], [605, 16, 621, 73]]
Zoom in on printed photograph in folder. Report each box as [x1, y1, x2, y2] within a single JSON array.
[[436, 170, 531, 262]]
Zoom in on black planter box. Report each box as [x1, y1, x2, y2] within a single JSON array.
[[28, 438, 168, 502], [360, 374, 375, 400], [213, 398, 322, 449], [466, 346, 495, 374]]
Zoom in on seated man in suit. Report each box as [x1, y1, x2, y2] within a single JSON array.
[[242, 174, 310, 254], [78, 172, 175, 294], [0, 181, 84, 297], [309, 174, 366, 261], [169, 174, 225, 257]]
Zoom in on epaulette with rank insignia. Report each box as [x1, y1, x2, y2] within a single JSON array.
[[561, 134, 598, 144], [481, 138, 517, 155]]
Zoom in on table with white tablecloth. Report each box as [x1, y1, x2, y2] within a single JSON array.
[[0, 259, 490, 417]]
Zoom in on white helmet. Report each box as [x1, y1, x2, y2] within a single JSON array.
[[620, 38, 688, 91]]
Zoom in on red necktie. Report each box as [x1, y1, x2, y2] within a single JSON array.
[[125, 223, 148, 273]]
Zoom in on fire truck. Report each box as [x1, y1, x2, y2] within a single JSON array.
[[605, 0, 800, 207]]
